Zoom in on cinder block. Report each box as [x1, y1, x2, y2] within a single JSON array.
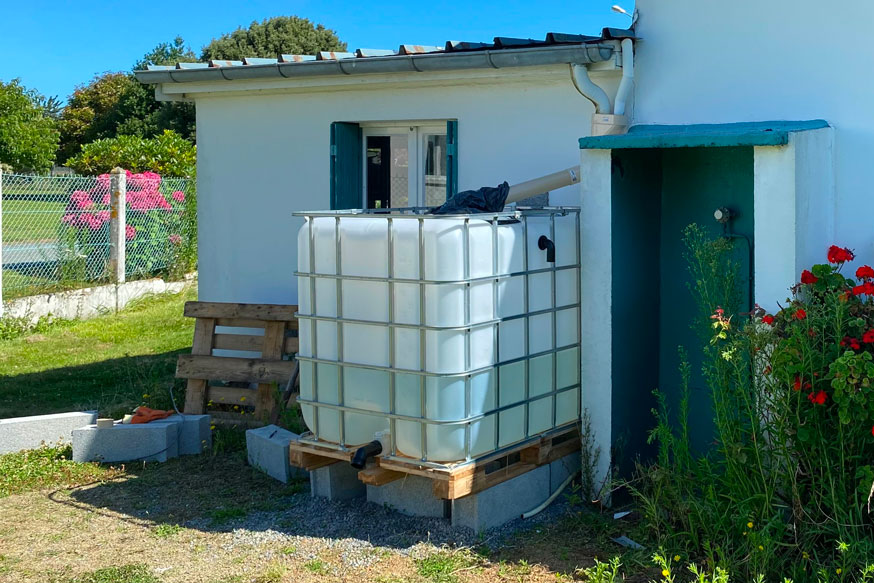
[[310, 462, 366, 501], [72, 423, 177, 463], [451, 464, 551, 533], [151, 414, 211, 455], [246, 425, 306, 483], [0, 411, 97, 454], [367, 474, 448, 518], [550, 451, 581, 491]]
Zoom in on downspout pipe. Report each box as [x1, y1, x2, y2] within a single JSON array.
[[570, 63, 611, 114], [613, 38, 634, 117]]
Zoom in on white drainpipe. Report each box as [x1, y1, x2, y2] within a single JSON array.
[[571, 38, 634, 136]]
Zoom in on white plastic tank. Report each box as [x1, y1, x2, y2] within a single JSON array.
[[295, 207, 580, 464]]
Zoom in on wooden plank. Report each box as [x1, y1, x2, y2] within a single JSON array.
[[185, 301, 299, 322], [255, 321, 286, 421], [212, 333, 265, 353], [216, 318, 266, 329], [182, 317, 216, 414], [207, 385, 254, 405], [358, 466, 405, 486], [176, 355, 297, 383], [284, 337, 300, 354], [288, 451, 337, 471], [209, 411, 265, 429]]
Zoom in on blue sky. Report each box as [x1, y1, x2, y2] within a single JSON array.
[[0, 1, 634, 103]]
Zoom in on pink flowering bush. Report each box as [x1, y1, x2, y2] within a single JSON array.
[[59, 170, 193, 279]]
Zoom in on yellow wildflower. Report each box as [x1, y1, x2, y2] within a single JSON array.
[[210, 425, 216, 430], [661, 569, 670, 578], [142, 394, 150, 399], [758, 545, 764, 551], [673, 555, 680, 562], [747, 521, 754, 529], [240, 396, 246, 402], [837, 569, 842, 575]]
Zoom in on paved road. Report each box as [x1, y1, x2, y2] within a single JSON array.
[[2, 241, 60, 266]]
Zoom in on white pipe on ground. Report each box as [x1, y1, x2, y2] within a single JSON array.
[[613, 38, 634, 117], [505, 166, 580, 204]]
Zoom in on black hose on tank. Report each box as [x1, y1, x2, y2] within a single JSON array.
[[538, 236, 556, 263], [350, 440, 383, 469]]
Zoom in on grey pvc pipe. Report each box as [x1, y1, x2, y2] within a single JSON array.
[[506, 166, 581, 204]]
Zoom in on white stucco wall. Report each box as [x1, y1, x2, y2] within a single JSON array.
[[634, 0, 869, 270], [192, 66, 616, 304]]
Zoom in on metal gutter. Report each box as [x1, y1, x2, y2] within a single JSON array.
[[134, 43, 617, 85]]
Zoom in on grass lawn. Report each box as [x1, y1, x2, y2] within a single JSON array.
[[0, 287, 196, 419], [0, 287, 652, 582], [2, 199, 67, 244]]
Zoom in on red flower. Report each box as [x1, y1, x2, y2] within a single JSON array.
[[801, 270, 818, 284], [828, 245, 855, 264], [857, 265, 874, 280], [762, 314, 775, 326], [807, 390, 827, 405], [794, 308, 807, 320], [854, 282, 874, 296], [871, 425, 874, 437], [841, 336, 861, 350], [793, 376, 802, 391], [864, 330, 874, 344]]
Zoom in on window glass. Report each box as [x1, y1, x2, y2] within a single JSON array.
[[424, 134, 448, 206]]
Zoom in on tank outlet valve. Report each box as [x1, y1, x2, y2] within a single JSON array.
[[351, 440, 383, 469], [538, 236, 556, 263]]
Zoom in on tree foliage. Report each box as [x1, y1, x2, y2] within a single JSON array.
[[58, 38, 198, 163], [65, 130, 196, 177], [201, 16, 345, 60], [0, 79, 59, 172]]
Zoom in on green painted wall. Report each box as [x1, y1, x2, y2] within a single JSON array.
[[610, 146, 754, 474]]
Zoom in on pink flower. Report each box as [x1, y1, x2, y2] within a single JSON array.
[[61, 214, 77, 226], [171, 190, 185, 203], [125, 224, 136, 241], [70, 190, 94, 210], [169, 233, 182, 245], [95, 210, 110, 224]]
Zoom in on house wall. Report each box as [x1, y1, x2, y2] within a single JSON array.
[[634, 0, 867, 273], [194, 66, 616, 304]]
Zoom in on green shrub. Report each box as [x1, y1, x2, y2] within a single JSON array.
[[65, 130, 195, 177], [632, 226, 874, 581]]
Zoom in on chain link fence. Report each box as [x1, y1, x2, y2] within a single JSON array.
[[1, 171, 195, 300]]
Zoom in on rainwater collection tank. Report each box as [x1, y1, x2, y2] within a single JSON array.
[[295, 207, 580, 464]]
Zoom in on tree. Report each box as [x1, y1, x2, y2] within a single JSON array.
[[0, 79, 59, 171], [201, 16, 345, 61], [58, 38, 198, 163], [65, 129, 196, 177]]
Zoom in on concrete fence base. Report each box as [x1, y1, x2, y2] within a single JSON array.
[[2, 273, 196, 324]]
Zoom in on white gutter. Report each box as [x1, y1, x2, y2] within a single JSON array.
[[570, 64, 611, 114], [571, 37, 634, 135]]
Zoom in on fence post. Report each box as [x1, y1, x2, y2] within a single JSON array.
[[0, 165, 3, 317], [108, 167, 126, 284]]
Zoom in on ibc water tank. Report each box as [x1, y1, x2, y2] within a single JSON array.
[[295, 207, 580, 464]]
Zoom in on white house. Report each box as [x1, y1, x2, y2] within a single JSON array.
[[136, 1, 865, 483]]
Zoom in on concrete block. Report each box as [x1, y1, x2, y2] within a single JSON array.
[[550, 450, 581, 491], [310, 462, 366, 501], [151, 414, 211, 455], [72, 422, 177, 463], [451, 464, 551, 533], [246, 425, 306, 483], [367, 474, 448, 518], [0, 411, 98, 454]]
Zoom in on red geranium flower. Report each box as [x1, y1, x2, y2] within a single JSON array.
[[864, 330, 874, 344], [807, 390, 827, 405], [794, 308, 807, 320], [828, 245, 855, 264], [762, 314, 775, 325], [801, 270, 818, 284], [871, 425, 874, 437], [857, 265, 874, 280], [853, 282, 874, 296], [841, 336, 861, 350], [793, 376, 801, 391]]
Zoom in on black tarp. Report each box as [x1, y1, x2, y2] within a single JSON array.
[[429, 182, 510, 214]]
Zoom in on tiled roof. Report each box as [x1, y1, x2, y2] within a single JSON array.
[[141, 28, 634, 73]]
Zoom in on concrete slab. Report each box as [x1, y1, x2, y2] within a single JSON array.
[[0, 411, 98, 454], [151, 414, 211, 455], [367, 474, 448, 518], [550, 450, 581, 491], [310, 462, 366, 501], [451, 464, 551, 533], [246, 425, 306, 483], [72, 422, 177, 463]]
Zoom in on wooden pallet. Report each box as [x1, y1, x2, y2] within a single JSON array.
[[176, 302, 299, 423], [289, 425, 580, 500]]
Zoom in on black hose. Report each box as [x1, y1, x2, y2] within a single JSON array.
[[538, 236, 556, 263], [351, 440, 383, 469]]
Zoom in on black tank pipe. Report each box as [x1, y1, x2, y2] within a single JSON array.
[[350, 440, 383, 469], [538, 236, 556, 263]]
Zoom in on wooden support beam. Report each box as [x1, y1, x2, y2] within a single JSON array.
[[176, 355, 296, 383], [358, 466, 405, 486]]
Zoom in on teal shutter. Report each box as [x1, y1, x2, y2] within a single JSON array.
[[330, 122, 362, 209], [446, 120, 458, 199]]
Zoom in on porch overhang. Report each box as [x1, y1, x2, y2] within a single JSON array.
[[578, 119, 829, 150]]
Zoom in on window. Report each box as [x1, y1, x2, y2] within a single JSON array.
[[330, 121, 458, 210]]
